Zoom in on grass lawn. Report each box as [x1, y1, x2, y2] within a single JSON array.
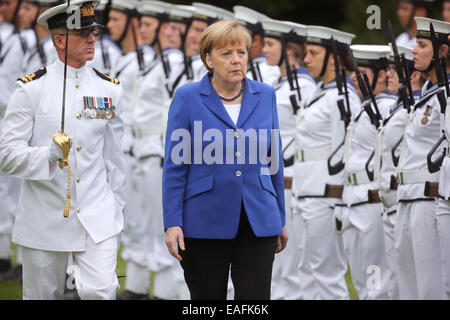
[[0, 242, 359, 300]]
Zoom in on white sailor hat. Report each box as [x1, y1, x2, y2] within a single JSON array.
[[306, 25, 355, 49], [388, 43, 415, 70], [388, 43, 414, 61], [415, 17, 450, 44], [110, 0, 138, 15], [233, 5, 267, 34], [262, 19, 306, 43], [168, 5, 195, 23], [351, 44, 391, 69], [191, 2, 231, 23], [136, 0, 170, 19], [37, 0, 102, 29], [192, 3, 234, 22]]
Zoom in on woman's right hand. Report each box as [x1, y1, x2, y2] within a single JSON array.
[[165, 226, 185, 262]]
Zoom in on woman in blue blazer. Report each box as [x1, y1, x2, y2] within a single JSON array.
[[162, 20, 288, 300]]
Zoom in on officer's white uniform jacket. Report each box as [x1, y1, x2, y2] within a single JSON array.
[[89, 36, 122, 75], [131, 48, 185, 161], [376, 90, 422, 208], [273, 67, 315, 177], [246, 54, 280, 86], [395, 80, 445, 201], [342, 91, 397, 205], [0, 29, 35, 116], [22, 35, 57, 75], [0, 58, 126, 251], [293, 78, 361, 198]]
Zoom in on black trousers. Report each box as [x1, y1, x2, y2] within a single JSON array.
[[179, 206, 278, 300]]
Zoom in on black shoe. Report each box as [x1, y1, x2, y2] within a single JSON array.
[[117, 290, 149, 300], [0, 259, 12, 273], [0, 265, 22, 281]]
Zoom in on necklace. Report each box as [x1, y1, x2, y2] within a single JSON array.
[[218, 80, 245, 102]]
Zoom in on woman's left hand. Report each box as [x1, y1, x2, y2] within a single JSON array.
[[276, 226, 288, 253]]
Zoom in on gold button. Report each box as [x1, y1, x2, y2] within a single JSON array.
[[235, 151, 241, 158], [234, 130, 240, 138], [76, 113, 82, 120], [76, 208, 81, 213], [76, 146, 82, 152]]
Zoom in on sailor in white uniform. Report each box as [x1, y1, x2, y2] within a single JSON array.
[[88, 0, 121, 75], [260, 19, 316, 300], [0, 0, 35, 279], [292, 25, 359, 300], [371, 44, 424, 299], [341, 45, 397, 300], [0, 0, 126, 299], [233, 5, 280, 86], [21, 0, 59, 76], [394, 17, 449, 300]]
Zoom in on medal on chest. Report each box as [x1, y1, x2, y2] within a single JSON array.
[[421, 105, 432, 125], [83, 96, 116, 119]]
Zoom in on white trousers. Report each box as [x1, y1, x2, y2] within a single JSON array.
[[382, 207, 400, 300], [21, 234, 119, 300], [271, 190, 300, 300], [122, 157, 181, 297], [293, 197, 349, 300], [0, 171, 23, 264], [341, 203, 390, 300], [394, 200, 445, 300], [436, 199, 450, 299]]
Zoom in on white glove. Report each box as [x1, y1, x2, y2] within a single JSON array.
[[49, 138, 64, 163]]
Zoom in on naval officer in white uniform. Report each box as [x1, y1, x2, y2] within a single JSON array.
[[0, 0, 126, 300]]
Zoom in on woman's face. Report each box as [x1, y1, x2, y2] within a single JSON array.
[[386, 64, 400, 94], [350, 66, 374, 96], [139, 16, 159, 45], [412, 38, 433, 71], [206, 42, 248, 84], [304, 44, 326, 78], [262, 37, 282, 66]]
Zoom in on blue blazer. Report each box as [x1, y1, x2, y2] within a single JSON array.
[[162, 74, 285, 239]]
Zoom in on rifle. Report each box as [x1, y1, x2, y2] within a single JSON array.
[[426, 22, 450, 173], [385, 19, 413, 112], [327, 47, 369, 175]]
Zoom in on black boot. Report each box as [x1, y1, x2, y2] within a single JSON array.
[[0, 259, 11, 273], [117, 290, 149, 300], [0, 264, 22, 281]]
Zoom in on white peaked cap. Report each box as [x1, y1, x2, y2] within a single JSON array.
[[351, 45, 391, 61], [233, 5, 268, 26], [306, 25, 355, 46], [37, 0, 101, 27], [192, 3, 234, 21], [415, 17, 450, 43], [388, 43, 414, 61]]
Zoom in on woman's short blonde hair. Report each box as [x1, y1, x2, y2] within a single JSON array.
[[199, 20, 252, 72]]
